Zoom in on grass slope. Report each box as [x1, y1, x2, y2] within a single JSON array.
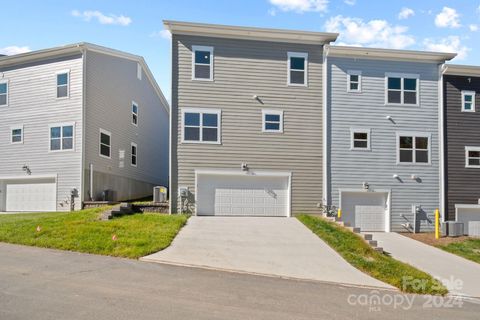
[[438, 239, 480, 264], [0, 207, 188, 259], [297, 214, 447, 295]]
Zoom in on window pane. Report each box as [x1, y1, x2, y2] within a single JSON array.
[[100, 133, 110, 145], [265, 114, 280, 122], [185, 113, 200, 126], [469, 151, 480, 158], [464, 95, 473, 102], [195, 65, 211, 79], [63, 137, 73, 150], [12, 135, 22, 143], [350, 75, 358, 82], [51, 139, 61, 151], [57, 85, 68, 98], [400, 150, 413, 162], [184, 127, 200, 141], [350, 83, 359, 91], [195, 51, 210, 64], [132, 155, 137, 165], [290, 70, 305, 84], [265, 122, 280, 131], [354, 140, 368, 148], [0, 95, 6, 105], [388, 77, 401, 90], [404, 78, 417, 91], [464, 103, 473, 110], [388, 90, 401, 103], [202, 128, 218, 141], [0, 83, 6, 94], [57, 73, 68, 86], [100, 144, 110, 157], [416, 150, 428, 163], [354, 132, 368, 140], [400, 136, 413, 148], [63, 126, 73, 138], [132, 114, 138, 124], [132, 104, 138, 114], [469, 158, 480, 166], [132, 145, 137, 155], [404, 91, 417, 104], [12, 129, 22, 136], [203, 113, 218, 127], [51, 127, 61, 138], [290, 57, 305, 70], [416, 137, 428, 150]]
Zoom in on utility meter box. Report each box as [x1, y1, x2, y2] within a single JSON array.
[[153, 186, 168, 203]]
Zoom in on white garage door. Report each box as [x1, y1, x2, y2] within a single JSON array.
[[196, 174, 289, 217], [341, 191, 389, 232], [6, 180, 57, 212]]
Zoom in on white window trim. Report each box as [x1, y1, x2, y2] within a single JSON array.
[[347, 70, 362, 93], [132, 101, 139, 126], [461, 90, 476, 112], [55, 69, 70, 99], [262, 109, 284, 133], [99, 128, 112, 159], [48, 122, 75, 153], [131, 142, 138, 167], [192, 45, 214, 81], [465, 146, 480, 168], [137, 63, 142, 80], [0, 79, 9, 107], [287, 52, 308, 87], [10, 124, 24, 145], [181, 108, 221, 144], [385, 72, 420, 106], [350, 128, 371, 151], [396, 132, 431, 165]]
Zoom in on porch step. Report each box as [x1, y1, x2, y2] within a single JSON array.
[[100, 203, 135, 220], [367, 240, 378, 247], [335, 221, 351, 227], [374, 247, 384, 254], [346, 226, 361, 233], [363, 233, 373, 241]]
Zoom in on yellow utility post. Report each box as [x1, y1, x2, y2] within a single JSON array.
[[435, 209, 440, 239], [338, 208, 342, 219]]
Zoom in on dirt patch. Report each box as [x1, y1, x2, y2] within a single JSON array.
[[400, 232, 470, 246]]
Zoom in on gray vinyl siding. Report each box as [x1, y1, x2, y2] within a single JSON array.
[[0, 55, 84, 211], [171, 34, 323, 214], [444, 75, 480, 220], [84, 51, 169, 201], [328, 57, 441, 231]]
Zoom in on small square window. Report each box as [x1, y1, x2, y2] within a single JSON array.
[[347, 71, 362, 92], [386, 74, 418, 105], [192, 46, 213, 81], [50, 124, 74, 151], [262, 110, 283, 133], [398, 134, 429, 164], [11, 126, 23, 144], [351, 129, 370, 150], [462, 91, 476, 112], [466, 147, 480, 168], [182, 109, 221, 143], [56, 71, 69, 98], [0, 81, 8, 106], [288, 52, 308, 86]]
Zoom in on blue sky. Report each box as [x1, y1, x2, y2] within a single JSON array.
[[2, 0, 479, 100]]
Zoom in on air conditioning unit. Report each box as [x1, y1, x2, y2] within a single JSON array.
[[440, 222, 449, 237], [468, 221, 480, 237], [447, 222, 464, 237], [153, 186, 168, 203]]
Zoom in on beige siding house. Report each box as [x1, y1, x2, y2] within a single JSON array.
[[165, 21, 337, 216], [0, 43, 168, 212]]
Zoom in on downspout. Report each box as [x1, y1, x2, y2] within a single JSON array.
[[439, 63, 448, 222], [168, 34, 173, 215], [322, 44, 330, 212], [80, 45, 87, 208]]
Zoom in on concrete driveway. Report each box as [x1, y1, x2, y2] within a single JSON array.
[[372, 232, 480, 298], [142, 217, 391, 289]]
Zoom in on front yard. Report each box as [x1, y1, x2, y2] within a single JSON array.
[[0, 208, 188, 259]]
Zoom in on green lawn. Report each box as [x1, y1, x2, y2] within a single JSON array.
[[438, 239, 480, 264], [0, 207, 188, 259], [297, 214, 448, 295]]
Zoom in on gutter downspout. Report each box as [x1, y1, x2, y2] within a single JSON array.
[[322, 45, 330, 211], [439, 63, 448, 222], [168, 34, 173, 215], [80, 45, 87, 208]]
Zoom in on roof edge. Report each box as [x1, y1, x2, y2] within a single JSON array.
[[445, 64, 480, 76]]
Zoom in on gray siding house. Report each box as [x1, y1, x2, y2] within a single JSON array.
[[443, 65, 480, 233], [165, 20, 337, 216], [325, 46, 455, 232], [0, 43, 169, 212]]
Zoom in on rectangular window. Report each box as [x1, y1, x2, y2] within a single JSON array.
[[50, 123, 74, 151], [386, 73, 419, 105], [347, 71, 362, 92], [466, 147, 480, 168], [11, 125, 23, 144], [398, 134, 430, 164], [262, 110, 284, 133], [56, 70, 69, 98], [0, 80, 8, 106], [288, 52, 308, 86], [182, 108, 221, 143], [99, 129, 111, 158], [192, 45, 213, 81], [131, 143, 137, 167], [351, 129, 370, 150], [462, 91, 476, 112], [132, 101, 138, 126]]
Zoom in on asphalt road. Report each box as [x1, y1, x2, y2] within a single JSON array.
[[1, 243, 479, 320]]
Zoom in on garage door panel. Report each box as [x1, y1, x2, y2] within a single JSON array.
[[6, 180, 57, 212]]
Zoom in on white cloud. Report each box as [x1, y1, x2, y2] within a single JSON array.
[[150, 30, 171, 39], [71, 10, 132, 26], [423, 36, 469, 60], [268, 8, 277, 16], [398, 7, 415, 20], [434, 7, 461, 28], [324, 15, 415, 49], [344, 0, 356, 5], [269, 0, 328, 13], [0, 46, 31, 56], [470, 24, 479, 32]]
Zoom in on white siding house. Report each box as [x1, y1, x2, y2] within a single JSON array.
[[0, 43, 169, 212]]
